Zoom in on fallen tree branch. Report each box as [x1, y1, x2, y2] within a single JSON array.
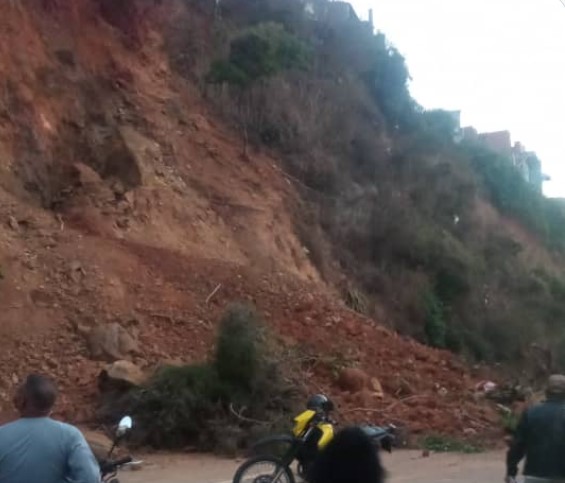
[[205, 283, 222, 305], [341, 407, 388, 415], [229, 403, 270, 426], [341, 394, 429, 415]]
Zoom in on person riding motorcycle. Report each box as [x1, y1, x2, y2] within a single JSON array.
[[0, 374, 100, 483]]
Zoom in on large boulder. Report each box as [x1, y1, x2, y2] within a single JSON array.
[[84, 323, 139, 362], [96, 360, 147, 425], [103, 126, 160, 189], [99, 360, 147, 391], [337, 367, 370, 393], [337, 367, 384, 399]]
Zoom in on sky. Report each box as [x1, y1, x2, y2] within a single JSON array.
[[349, 0, 565, 198]]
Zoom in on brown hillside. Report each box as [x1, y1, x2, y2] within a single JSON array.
[[0, 0, 500, 438]]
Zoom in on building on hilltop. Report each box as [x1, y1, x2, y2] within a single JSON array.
[[478, 130, 513, 158], [461, 126, 478, 141], [304, 0, 359, 25], [463, 128, 547, 193], [512, 143, 548, 193]]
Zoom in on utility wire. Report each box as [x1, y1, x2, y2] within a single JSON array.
[[559, 0, 565, 8]]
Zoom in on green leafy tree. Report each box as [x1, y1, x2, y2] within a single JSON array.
[[364, 34, 418, 129], [207, 22, 309, 87]]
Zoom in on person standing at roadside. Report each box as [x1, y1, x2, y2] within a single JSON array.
[[0, 373, 100, 483], [506, 374, 565, 483]]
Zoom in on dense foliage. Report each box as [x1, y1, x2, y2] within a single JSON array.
[[195, 0, 565, 372], [110, 305, 299, 452], [207, 23, 309, 86]]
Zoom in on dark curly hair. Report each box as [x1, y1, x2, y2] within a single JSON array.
[[307, 426, 385, 483]]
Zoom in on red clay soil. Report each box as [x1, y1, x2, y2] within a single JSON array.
[[0, 0, 500, 440], [0, 219, 500, 437]]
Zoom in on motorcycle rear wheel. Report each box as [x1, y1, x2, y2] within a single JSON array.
[[233, 455, 296, 483]]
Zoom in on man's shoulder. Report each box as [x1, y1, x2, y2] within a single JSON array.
[[1, 418, 81, 434], [50, 420, 86, 439], [526, 400, 565, 417], [0, 418, 78, 444], [0, 418, 23, 434], [527, 402, 547, 413]]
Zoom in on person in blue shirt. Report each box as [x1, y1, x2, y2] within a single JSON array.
[[0, 373, 100, 483]]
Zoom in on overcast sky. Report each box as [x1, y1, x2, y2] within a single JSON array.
[[349, 0, 565, 198]]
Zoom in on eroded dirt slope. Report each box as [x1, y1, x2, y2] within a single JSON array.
[[0, 0, 498, 438]]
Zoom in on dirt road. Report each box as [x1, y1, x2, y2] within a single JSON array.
[[120, 450, 505, 483]]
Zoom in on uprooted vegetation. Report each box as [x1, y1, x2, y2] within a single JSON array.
[[180, 0, 565, 370], [100, 305, 301, 453]]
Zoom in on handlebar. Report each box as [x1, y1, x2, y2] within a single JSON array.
[[113, 456, 133, 467], [100, 456, 133, 475]]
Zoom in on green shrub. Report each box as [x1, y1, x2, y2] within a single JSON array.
[[215, 304, 262, 391], [344, 287, 369, 314], [444, 322, 464, 353], [548, 275, 565, 299], [127, 364, 224, 448], [207, 60, 248, 87], [500, 410, 520, 434], [464, 144, 565, 253], [207, 23, 309, 87], [364, 33, 418, 129], [421, 435, 483, 453], [112, 304, 301, 452], [424, 292, 446, 348], [461, 329, 494, 362]]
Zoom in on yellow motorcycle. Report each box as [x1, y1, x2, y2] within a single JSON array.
[[232, 394, 395, 483]]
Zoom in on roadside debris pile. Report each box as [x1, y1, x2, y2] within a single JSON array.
[[0, 246, 502, 440]]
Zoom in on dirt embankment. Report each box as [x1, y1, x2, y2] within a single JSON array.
[[0, 0, 500, 438]]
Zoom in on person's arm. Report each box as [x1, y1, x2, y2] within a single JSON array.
[[66, 428, 101, 483], [506, 410, 528, 478]]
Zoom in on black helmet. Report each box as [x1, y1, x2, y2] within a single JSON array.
[[307, 394, 334, 412]]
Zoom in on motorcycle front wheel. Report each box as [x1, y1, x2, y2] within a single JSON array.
[[233, 456, 296, 483]]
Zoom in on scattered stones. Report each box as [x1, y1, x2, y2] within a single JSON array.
[[69, 261, 86, 283], [70, 163, 103, 186], [7, 216, 19, 231], [188, 113, 210, 132], [116, 218, 130, 229], [463, 427, 477, 436], [338, 367, 370, 393], [370, 377, 384, 399]]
